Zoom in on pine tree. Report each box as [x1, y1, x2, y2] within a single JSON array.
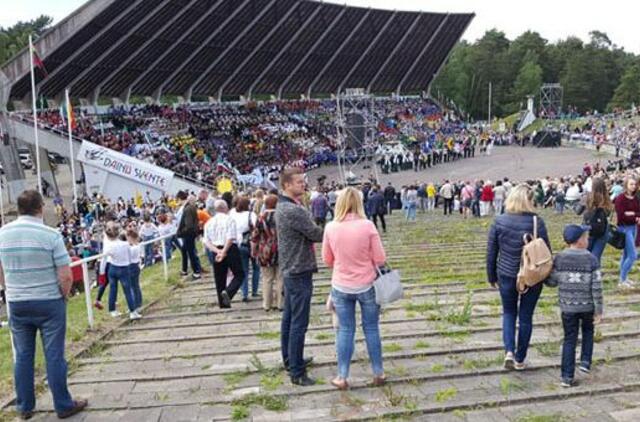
[[609, 63, 640, 110]]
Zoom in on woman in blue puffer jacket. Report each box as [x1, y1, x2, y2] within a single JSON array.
[[486, 184, 551, 371]]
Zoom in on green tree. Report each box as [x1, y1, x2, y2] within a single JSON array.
[[434, 28, 638, 119], [0, 15, 52, 64], [560, 49, 592, 112], [609, 63, 640, 109], [512, 56, 543, 105]]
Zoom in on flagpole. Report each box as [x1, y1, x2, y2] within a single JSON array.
[[65, 89, 78, 215], [0, 174, 5, 226], [29, 34, 43, 195]]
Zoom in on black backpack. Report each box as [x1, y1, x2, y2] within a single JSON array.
[[583, 208, 607, 239]]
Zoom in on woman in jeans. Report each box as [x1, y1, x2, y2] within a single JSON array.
[[583, 177, 613, 264], [251, 195, 284, 311], [405, 185, 418, 222], [230, 196, 259, 301], [487, 184, 550, 370], [322, 187, 387, 390], [614, 177, 640, 287], [99, 225, 140, 320]]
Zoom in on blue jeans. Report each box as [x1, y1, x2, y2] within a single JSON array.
[[129, 263, 142, 309], [142, 235, 155, 267], [281, 271, 313, 378], [331, 287, 383, 378], [163, 236, 179, 261], [406, 202, 417, 221], [561, 312, 594, 381], [588, 231, 609, 265], [619, 225, 637, 281], [9, 299, 74, 414], [240, 245, 260, 298], [108, 264, 136, 313], [498, 275, 543, 363]]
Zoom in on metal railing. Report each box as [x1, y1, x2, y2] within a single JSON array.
[[71, 231, 176, 329]]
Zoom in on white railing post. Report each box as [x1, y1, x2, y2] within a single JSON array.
[[160, 238, 169, 282], [81, 261, 95, 329], [66, 231, 175, 328]]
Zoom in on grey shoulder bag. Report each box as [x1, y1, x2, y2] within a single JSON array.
[[373, 265, 403, 306]]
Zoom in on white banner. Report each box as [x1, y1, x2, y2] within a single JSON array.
[[77, 141, 174, 190]]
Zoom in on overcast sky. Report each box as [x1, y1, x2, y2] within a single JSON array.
[[2, 0, 639, 53]]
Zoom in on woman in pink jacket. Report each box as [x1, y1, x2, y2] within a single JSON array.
[[322, 187, 387, 390]]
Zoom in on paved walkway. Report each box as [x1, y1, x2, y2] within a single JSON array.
[[308, 145, 611, 186]]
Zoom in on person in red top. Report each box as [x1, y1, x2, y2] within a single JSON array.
[[69, 250, 84, 295], [480, 181, 495, 217], [614, 177, 640, 287]]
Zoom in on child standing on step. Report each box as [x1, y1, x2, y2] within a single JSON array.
[[547, 224, 603, 388]]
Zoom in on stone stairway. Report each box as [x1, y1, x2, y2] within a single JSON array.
[[23, 211, 640, 421]]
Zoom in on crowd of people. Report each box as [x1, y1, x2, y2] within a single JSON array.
[[18, 97, 524, 189], [7, 145, 640, 418], [560, 109, 640, 156]]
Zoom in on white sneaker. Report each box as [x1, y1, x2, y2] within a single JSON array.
[[110, 311, 121, 318], [619, 281, 632, 289], [129, 311, 142, 320], [514, 361, 527, 371], [504, 352, 515, 370], [578, 365, 591, 374]]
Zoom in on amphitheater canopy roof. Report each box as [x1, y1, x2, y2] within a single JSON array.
[[2, 0, 473, 103]]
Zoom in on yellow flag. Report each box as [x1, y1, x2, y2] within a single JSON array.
[[135, 191, 143, 208]]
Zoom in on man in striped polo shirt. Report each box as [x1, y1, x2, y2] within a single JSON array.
[[0, 190, 87, 420]]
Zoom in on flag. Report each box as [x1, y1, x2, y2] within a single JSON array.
[[30, 43, 48, 78], [216, 158, 233, 174], [65, 96, 76, 130], [135, 191, 143, 209]]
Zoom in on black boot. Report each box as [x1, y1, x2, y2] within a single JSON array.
[[291, 373, 316, 386]]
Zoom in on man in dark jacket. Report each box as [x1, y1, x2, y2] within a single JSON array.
[[368, 186, 386, 233], [383, 183, 396, 215], [276, 168, 324, 386], [176, 191, 202, 279]]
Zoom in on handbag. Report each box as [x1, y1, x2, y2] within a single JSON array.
[[606, 212, 626, 250], [373, 265, 403, 306], [608, 224, 626, 250]]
